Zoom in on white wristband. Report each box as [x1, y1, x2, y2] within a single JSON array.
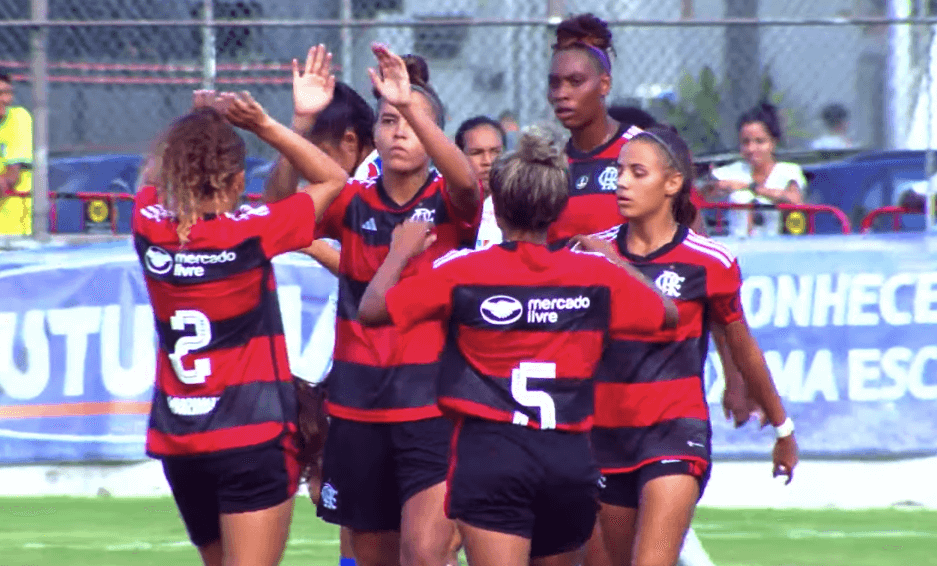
[[774, 417, 795, 439]]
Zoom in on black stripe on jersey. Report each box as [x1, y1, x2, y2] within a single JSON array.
[[629, 262, 708, 303], [440, 348, 594, 428], [567, 158, 620, 196], [451, 285, 611, 332], [149, 380, 296, 437], [591, 417, 712, 469], [328, 359, 440, 410], [343, 191, 451, 247], [336, 275, 368, 321], [596, 337, 704, 384], [135, 234, 268, 285], [154, 288, 283, 354]]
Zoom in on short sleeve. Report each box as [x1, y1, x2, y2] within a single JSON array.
[[440, 174, 484, 238], [2, 108, 33, 168], [315, 180, 355, 240], [708, 259, 744, 325], [601, 258, 667, 335], [385, 262, 457, 332], [776, 162, 807, 190], [131, 185, 161, 234], [246, 192, 316, 258]]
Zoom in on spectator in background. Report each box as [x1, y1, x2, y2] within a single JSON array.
[[0, 71, 34, 236], [498, 109, 520, 150], [455, 115, 506, 248], [703, 102, 805, 238], [811, 103, 854, 151]]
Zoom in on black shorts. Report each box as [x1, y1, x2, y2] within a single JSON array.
[[447, 418, 599, 559], [162, 435, 300, 547], [598, 459, 710, 509], [317, 416, 452, 531]]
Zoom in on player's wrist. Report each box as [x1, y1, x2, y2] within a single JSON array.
[[773, 417, 795, 439]]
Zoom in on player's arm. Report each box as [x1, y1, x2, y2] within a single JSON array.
[[358, 220, 437, 326], [265, 45, 335, 204], [299, 240, 341, 277], [570, 235, 678, 329], [0, 165, 22, 193], [221, 91, 347, 223], [368, 43, 480, 215]]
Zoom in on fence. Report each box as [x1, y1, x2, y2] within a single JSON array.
[[2, 0, 937, 239]]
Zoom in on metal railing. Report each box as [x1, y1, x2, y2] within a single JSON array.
[[859, 206, 920, 233], [698, 201, 852, 235]]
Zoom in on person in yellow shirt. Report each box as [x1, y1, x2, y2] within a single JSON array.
[[0, 71, 34, 235]]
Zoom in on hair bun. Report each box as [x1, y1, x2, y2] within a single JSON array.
[[402, 54, 431, 88], [516, 126, 567, 169], [555, 13, 614, 55]]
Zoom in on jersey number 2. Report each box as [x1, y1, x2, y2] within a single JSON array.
[[511, 362, 557, 430], [169, 309, 212, 385]]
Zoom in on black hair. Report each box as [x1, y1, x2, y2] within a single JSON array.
[[308, 82, 375, 150], [455, 116, 507, 151], [374, 54, 445, 129], [553, 13, 615, 74], [631, 125, 697, 226], [737, 101, 783, 142], [608, 105, 658, 129], [489, 128, 569, 232], [0, 72, 11, 85], [821, 103, 849, 130]]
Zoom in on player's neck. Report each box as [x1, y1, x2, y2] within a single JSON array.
[[570, 113, 617, 153], [383, 167, 427, 206], [501, 227, 547, 246], [625, 212, 679, 257]]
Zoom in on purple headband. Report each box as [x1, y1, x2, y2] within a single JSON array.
[[571, 41, 612, 73]]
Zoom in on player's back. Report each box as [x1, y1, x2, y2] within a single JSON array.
[[435, 241, 657, 432]]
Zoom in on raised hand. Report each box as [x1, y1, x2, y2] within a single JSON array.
[[293, 44, 336, 118], [773, 435, 798, 485], [192, 89, 220, 111], [367, 42, 412, 108], [219, 91, 272, 133], [389, 220, 436, 260]]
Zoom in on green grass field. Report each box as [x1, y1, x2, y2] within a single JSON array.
[[0, 497, 934, 566]]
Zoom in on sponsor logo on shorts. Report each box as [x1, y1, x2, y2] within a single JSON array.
[[687, 440, 705, 448], [480, 295, 524, 325], [321, 483, 338, 510], [597, 475, 607, 489]]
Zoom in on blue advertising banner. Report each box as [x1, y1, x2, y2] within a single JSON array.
[[1, 235, 936, 463]]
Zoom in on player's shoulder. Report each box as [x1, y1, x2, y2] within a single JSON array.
[[7, 106, 32, 123], [587, 224, 623, 243], [680, 229, 737, 269]]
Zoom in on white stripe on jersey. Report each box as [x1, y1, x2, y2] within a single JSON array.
[[683, 239, 733, 268], [432, 247, 483, 269], [589, 225, 621, 242], [685, 231, 736, 265]]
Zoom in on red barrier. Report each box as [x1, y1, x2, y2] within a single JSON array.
[[859, 206, 916, 234], [698, 201, 852, 235]]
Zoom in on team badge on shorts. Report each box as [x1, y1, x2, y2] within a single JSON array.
[[320, 482, 338, 510]]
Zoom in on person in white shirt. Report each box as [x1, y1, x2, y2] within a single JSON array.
[[704, 102, 806, 237], [811, 103, 854, 151], [455, 115, 507, 248]]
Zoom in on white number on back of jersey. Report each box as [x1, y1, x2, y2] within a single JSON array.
[[169, 309, 212, 385], [511, 362, 557, 430]]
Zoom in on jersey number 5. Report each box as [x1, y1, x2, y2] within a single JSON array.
[[511, 362, 557, 430], [168, 309, 212, 385]]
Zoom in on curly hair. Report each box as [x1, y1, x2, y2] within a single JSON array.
[[553, 13, 615, 73], [154, 107, 246, 244]]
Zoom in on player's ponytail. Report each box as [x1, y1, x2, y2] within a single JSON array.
[[155, 107, 246, 244], [632, 126, 698, 226], [489, 126, 569, 232]]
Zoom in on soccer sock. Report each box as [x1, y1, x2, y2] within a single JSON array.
[[677, 528, 717, 566], [339, 558, 356, 566]]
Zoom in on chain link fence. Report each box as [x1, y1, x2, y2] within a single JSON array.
[[1, 0, 937, 237]]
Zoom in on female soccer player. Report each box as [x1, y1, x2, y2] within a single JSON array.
[[583, 126, 799, 566], [264, 44, 380, 277], [132, 83, 348, 565], [356, 129, 677, 566], [454, 115, 507, 248], [312, 43, 481, 566], [547, 13, 643, 244]]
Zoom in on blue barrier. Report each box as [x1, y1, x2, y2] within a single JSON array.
[[1, 234, 936, 462]]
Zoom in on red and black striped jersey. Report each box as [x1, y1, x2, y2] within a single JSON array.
[[384, 241, 668, 432], [132, 185, 317, 457], [589, 224, 743, 473], [317, 171, 482, 422], [548, 124, 642, 243]]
